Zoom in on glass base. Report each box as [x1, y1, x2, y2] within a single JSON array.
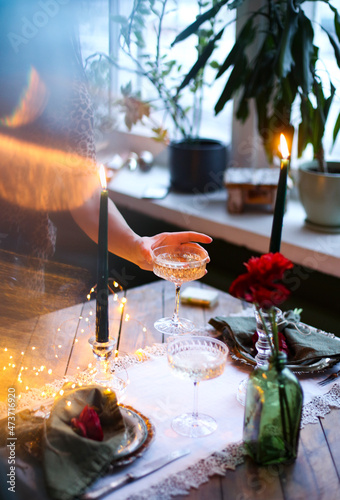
[[88, 336, 128, 401], [154, 316, 195, 335], [172, 412, 217, 437], [236, 377, 248, 406], [92, 370, 128, 399]]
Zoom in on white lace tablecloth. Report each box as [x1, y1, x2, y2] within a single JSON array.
[[85, 347, 340, 500], [8, 343, 340, 500]]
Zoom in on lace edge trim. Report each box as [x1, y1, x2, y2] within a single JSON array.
[[127, 442, 246, 500], [301, 382, 340, 427], [128, 384, 340, 500], [1, 348, 340, 500]]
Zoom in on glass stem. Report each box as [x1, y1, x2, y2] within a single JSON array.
[[172, 284, 181, 326], [192, 381, 199, 420]]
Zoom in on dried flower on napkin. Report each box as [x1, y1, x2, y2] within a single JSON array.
[[43, 383, 126, 500], [71, 405, 104, 441]]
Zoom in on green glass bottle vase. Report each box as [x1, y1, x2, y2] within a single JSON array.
[[243, 352, 303, 465]]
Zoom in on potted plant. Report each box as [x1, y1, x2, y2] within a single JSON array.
[[89, 0, 229, 193], [172, 0, 340, 227]]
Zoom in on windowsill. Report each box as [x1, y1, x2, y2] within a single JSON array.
[[108, 164, 340, 279]]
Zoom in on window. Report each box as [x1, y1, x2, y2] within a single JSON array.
[[78, 0, 109, 58], [78, 1, 339, 163], [314, 2, 340, 160], [78, 0, 235, 145]]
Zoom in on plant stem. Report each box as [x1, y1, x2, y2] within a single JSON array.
[[192, 381, 199, 420], [257, 306, 275, 357], [315, 144, 328, 173], [172, 284, 181, 326], [278, 377, 289, 456], [270, 308, 279, 354]]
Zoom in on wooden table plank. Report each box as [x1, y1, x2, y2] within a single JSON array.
[[204, 284, 246, 318], [66, 289, 127, 375], [188, 282, 247, 330], [222, 459, 285, 500], [0, 317, 39, 400], [16, 303, 83, 393], [119, 280, 165, 351], [173, 475, 223, 500], [279, 418, 340, 499], [320, 410, 340, 481], [1, 280, 340, 500]]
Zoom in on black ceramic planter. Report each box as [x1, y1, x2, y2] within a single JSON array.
[[169, 138, 227, 193]]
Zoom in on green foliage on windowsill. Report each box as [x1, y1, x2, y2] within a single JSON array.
[[174, 0, 340, 172]]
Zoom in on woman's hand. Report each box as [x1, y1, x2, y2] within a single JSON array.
[[134, 231, 212, 271]]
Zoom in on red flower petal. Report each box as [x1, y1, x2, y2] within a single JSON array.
[[71, 417, 87, 438], [278, 332, 290, 356], [79, 405, 104, 442], [229, 253, 293, 308]]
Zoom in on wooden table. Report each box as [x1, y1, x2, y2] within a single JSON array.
[[1, 280, 339, 500]]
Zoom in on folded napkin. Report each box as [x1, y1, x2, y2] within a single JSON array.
[[0, 408, 45, 455], [42, 383, 126, 500], [209, 311, 340, 370]]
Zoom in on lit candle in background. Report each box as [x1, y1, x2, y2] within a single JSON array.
[[96, 165, 109, 343], [269, 134, 290, 253]]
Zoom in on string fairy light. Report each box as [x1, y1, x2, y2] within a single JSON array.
[[0, 279, 149, 397]]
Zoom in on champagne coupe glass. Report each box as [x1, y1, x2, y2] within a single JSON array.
[[152, 243, 209, 335], [167, 336, 228, 437]]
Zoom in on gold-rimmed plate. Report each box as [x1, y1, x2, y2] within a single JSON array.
[[111, 405, 155, 467]]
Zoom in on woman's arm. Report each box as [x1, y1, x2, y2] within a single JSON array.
[[70, 188, 212, 271]]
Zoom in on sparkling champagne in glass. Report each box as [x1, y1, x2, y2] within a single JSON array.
[[167, 336, 228, 437], [152, 243, 209, 335]]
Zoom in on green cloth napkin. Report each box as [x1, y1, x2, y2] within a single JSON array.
[[209, 311, 340, 370], [42, 383, 126, 500]]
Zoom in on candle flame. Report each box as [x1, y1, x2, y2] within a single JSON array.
[[99, 164, 107, 190], [279, 134, 290, 159]]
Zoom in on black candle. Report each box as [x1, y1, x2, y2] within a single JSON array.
[[269, 134, 290, 254], [96, 165, 109, 342]]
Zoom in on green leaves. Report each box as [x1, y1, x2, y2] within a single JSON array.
[[329, 3, 340, 41], [323, 27, 340, 67], [213, 17, 256, 115], [297, 79, 335, 163], [107, 0, 340, 163], [215, 53, 248, 115], [276, 1, 299, 78], [333, 112, 340, 148], [298, 96, 313, 158], [171, 0, 229, 45], [290, 11, 315, 94], [176, 28, 224, 94], [216, 17, 255, 79], [211, 0, 339, 168]]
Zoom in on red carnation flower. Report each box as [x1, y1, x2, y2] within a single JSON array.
[[229, 253, 293, 309]]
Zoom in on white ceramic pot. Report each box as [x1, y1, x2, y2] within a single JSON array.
[[298, 161, 340, 229]]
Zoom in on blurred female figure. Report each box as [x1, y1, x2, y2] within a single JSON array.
[[0, 0, 211, 295]]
